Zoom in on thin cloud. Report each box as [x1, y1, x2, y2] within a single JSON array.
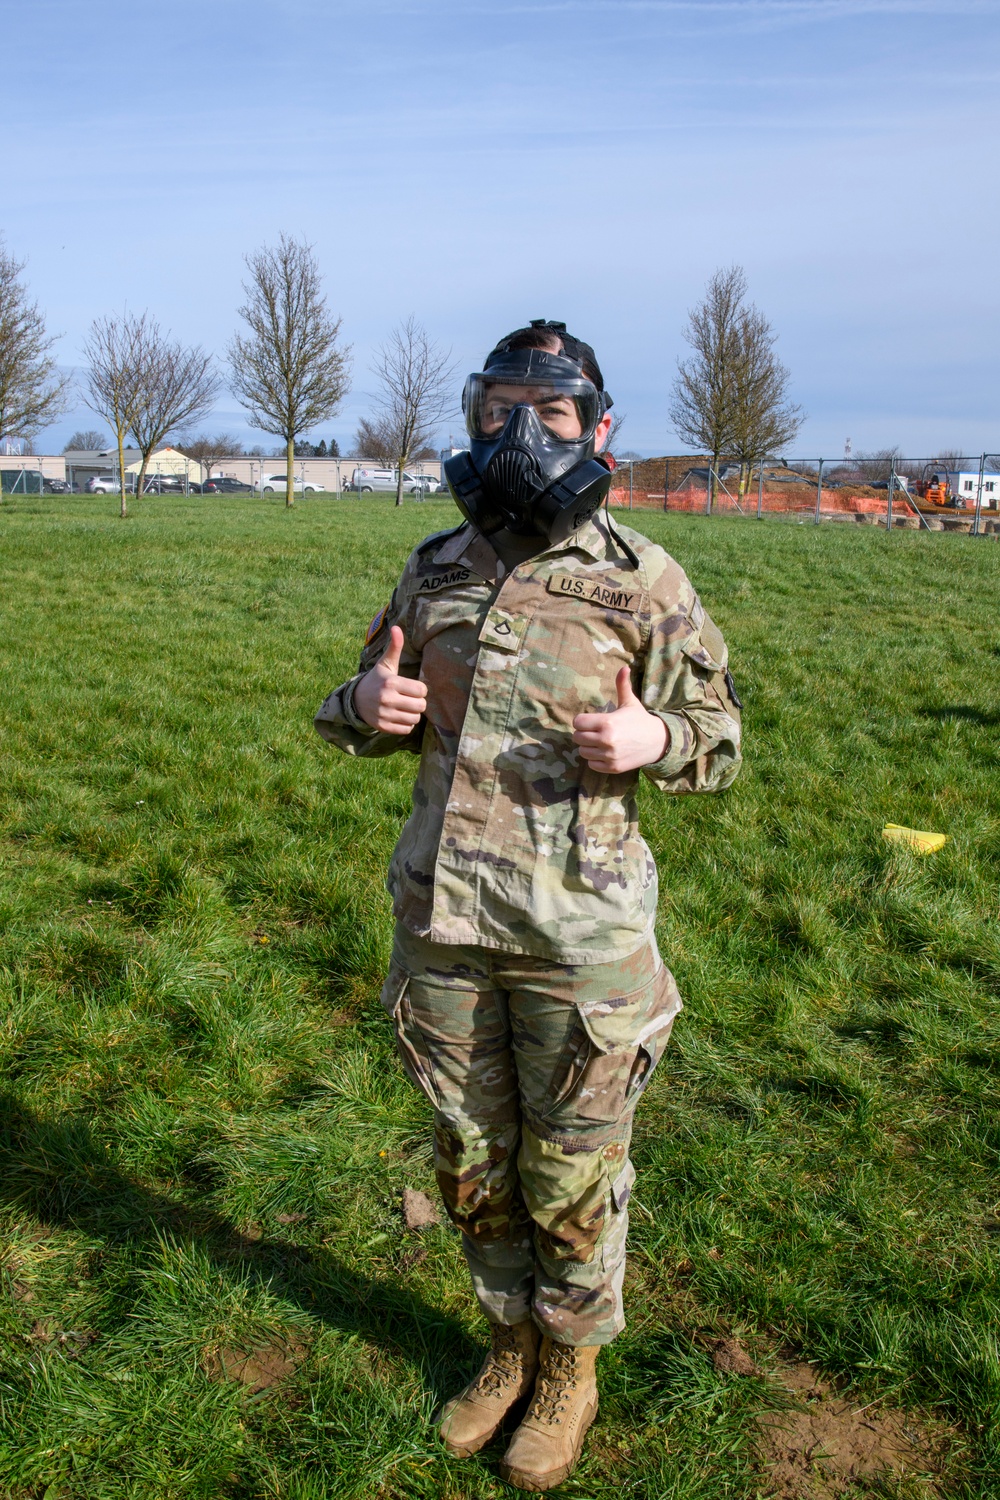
[[330, 0, 995, 12]]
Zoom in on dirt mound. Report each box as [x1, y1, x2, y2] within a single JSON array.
[[402, 1187, 439, 1229], [758, 1362, 945, 1498], [204, 1336, 308, 1392]]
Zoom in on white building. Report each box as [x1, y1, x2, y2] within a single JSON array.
[[945, 464, 1000, 509]]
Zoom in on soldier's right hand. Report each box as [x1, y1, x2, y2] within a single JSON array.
[[354, 625, 427, 733]]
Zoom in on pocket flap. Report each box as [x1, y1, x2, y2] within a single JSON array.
[[379, 964, 409, 1018], [578, 967, 682, 1055], [611, 1160, 636, 1211]]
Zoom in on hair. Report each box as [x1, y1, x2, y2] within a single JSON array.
[[485, 319, 605, 393]]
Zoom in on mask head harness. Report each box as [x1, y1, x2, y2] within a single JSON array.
[[444, 321, 614, 544]]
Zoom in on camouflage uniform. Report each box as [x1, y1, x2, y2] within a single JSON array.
[[315, 512, 740, 1343]]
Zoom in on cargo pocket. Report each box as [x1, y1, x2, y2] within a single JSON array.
[[379, 964, 440, 1106], [563, 964, 681, 1126]]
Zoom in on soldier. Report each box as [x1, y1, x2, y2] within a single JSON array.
[[315, 320, 742, 1491]]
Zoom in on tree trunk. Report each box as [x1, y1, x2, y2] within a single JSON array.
[[135, 450, 152, 504], [395, 450, 405, 508], [286, 435, 295, 508], [118, 428, 128, 519], [708, 451, 719, 515]]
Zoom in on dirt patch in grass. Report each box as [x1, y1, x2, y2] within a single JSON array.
[[204, 1336, 308, 1392], [401, 1187, 439, 1229], [712, 1336, 760, 1377], [758, 1362, 946, 1498]]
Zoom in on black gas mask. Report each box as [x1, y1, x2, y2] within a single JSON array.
[[444, 345, 614, 544]]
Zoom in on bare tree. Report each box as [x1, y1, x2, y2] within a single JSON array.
[[669, 266, 747, 512], [83, 312, 153, 518], [670, 265, 803, 506], [355, 413, 400, 465], [370, 317, 454, 506], [0, 239, 70, 452], [181, 432, 243, 484], [128, 327, 219, 498], [852, 447, 902, 484], [727, 303, 803, 494], [64, 428, 109, 452], [228, 236, 351, 507], [606, 410, 627, 461]]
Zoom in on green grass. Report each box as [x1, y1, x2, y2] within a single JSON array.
[[0, 493, 997, 1498]]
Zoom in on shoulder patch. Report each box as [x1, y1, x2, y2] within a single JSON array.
[[547, 572, 643, 614], [365, 606, 389, 645]]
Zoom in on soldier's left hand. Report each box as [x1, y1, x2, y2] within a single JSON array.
[[572, 667, 669, 774]]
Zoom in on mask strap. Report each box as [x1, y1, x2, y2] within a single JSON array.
[[602, 495, 640, 569]]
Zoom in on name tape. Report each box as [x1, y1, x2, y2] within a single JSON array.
[[417, 566, 472, 594], [547, 573, 641, 614]]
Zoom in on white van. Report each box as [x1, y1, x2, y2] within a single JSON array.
[[349, 466, 424, 494]]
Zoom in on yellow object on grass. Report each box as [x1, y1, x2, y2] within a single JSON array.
[[882, 824, 948, 854]]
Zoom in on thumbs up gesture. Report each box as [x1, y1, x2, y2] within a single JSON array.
[[572, 666, 669, 774], [354, 625, 428, 734]]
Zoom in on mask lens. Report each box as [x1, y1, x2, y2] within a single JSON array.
[[465, 374, 600, 443]]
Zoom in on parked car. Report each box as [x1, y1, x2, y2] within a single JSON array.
[[412, 475, 444, 496], [349, 466, 425, 494], [141, 474, 185, 493], [259, 473, 325, 495], [86, 474, 121, 493], [200, 476, 251, 494], [44, 478, 71, 494]]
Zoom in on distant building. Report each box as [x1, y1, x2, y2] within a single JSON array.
[[4, 447, 443, 495], [63, 448, 141, 491], [943, 463, 1000, 509]]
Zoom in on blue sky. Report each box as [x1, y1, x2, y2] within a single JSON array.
[[5, 0, 999, 458]]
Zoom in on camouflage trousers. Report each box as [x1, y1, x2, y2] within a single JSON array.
[[380, 926, 681, 1345]]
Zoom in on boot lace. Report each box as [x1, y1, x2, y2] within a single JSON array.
[[527, 1343, 580, 1425], [471, 1323, 526, 1398]]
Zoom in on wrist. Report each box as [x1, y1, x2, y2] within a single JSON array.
[[345, 673, 380, 733], [644, 711, 669, 764]]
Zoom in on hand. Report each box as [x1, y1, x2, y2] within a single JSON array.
[[572, 667, 669, 774], [354, 625, 428, 734]]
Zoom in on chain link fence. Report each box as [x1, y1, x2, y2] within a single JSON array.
[[609, 455, 1000, 537]]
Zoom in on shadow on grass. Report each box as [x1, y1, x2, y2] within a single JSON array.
[[0, 1090, 477, 1397], [918, 705, 1000, 725]]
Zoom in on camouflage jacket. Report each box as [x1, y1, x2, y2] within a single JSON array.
[[315, 513, 741, 963]]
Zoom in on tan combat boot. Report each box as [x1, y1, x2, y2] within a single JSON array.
[[438, 1320, 541, 1458], [500, 1336, 599, 1491]]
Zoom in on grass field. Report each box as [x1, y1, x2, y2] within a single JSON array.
[[0, 494, 997, 1500]]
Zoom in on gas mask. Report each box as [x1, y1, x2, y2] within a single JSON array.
[[444, 346, 614, 544]]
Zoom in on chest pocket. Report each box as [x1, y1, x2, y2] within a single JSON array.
[[541, 572, 646, 691]]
